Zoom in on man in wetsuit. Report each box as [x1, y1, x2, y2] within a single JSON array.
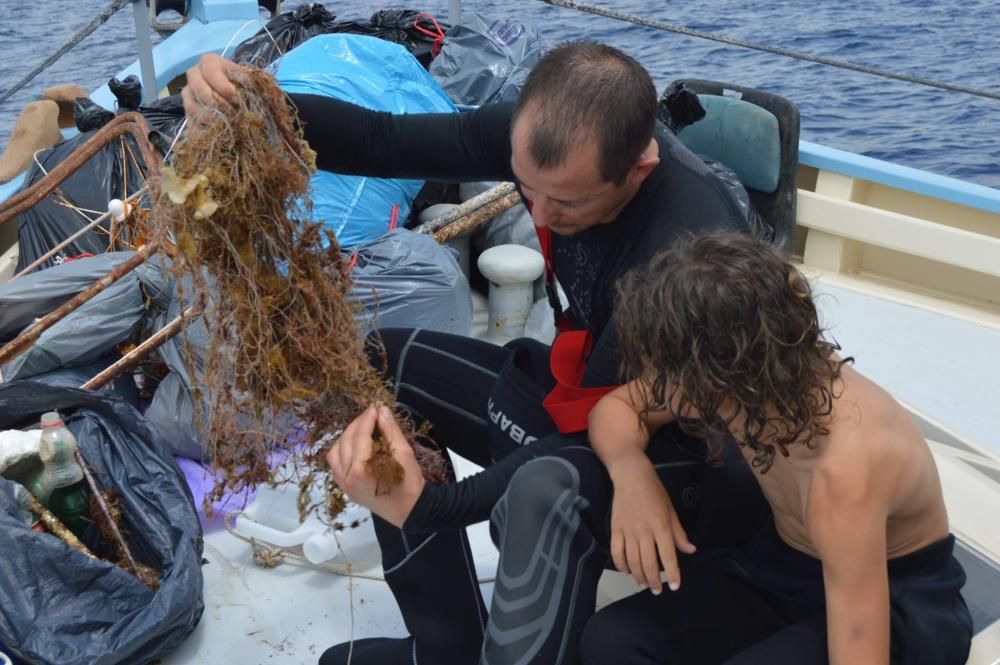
[[184, 41, 769, 665]]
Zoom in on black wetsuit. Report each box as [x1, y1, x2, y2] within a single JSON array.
[[581, 523, 972, 665], [292, 95, 769, 665]]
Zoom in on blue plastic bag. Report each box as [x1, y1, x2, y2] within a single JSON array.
[[275, 35, 455, 248]]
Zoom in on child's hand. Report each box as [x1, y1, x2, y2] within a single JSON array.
[[608, 453, 696, 594]]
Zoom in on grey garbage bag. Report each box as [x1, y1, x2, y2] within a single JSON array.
[[0, 253, 169, 382], [145, 369, 202, 460], [0, 383, 203, 665], [144, 272, 211, 460], [349, 228, 472, 336], [429, 13, 547, 105]]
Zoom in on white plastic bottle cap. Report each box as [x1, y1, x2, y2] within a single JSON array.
[[40, 411, 63, 428]]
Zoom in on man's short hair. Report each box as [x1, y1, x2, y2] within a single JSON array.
[[614, 232, 852, 472], [513, 41, 657, 185]]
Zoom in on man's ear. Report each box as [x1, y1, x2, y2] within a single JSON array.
[[628, 152, 660, 188]]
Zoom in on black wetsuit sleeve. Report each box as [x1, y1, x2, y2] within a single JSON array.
[[287, 93, 516, 182], [403, 433, 584, 533]]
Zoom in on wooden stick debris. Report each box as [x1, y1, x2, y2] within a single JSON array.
[[413, 182, 519, 234], [432, 190, 523, 243]]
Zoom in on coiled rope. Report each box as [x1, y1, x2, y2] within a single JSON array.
[[538, 0, 1000, 102]]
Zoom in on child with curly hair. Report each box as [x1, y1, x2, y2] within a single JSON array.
[[586, 231, 971, 665]]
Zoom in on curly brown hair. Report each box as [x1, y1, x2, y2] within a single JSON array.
[[614, 232, 851, 472]]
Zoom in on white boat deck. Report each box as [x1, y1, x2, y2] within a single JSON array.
[[162, 280, 1000, 665], [811, 275, 1000, 456]]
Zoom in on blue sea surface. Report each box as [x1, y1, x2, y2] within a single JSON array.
[[1, 0, 997, 188]]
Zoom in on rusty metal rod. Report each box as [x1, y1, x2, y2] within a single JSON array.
[[0, 113, 159, 228], [0, 241, 159, 367], [82, 297, 206, 391], [10, 187, 148, 282]]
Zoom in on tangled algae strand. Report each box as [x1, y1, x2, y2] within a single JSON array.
[[151, 68, 444, 520]]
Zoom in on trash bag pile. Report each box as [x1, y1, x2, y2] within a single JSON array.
[[233, 4, 449, 69]]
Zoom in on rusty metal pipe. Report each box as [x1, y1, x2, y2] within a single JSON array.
[[0, 113, 159, 228]]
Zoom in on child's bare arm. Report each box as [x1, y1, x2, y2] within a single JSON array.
[[807, 464, 891, 665], [590, 381, 694, 594]]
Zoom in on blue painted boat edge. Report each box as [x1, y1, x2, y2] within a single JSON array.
[[799, 140, 1000, 215]]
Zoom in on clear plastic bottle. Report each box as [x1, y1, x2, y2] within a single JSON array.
[[38, 412, 91, 539]]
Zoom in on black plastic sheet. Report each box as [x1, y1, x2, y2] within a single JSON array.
[[0, 383, 203, 665]]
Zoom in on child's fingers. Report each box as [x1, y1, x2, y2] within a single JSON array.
[[656, 531, 681, 592], [640, 536, 663, 594], [672, 519, 697, 555], [611, 531, 629, 575], [626, 537, 647, 588]]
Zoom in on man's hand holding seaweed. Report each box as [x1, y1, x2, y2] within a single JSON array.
[[327, 405, 426, 528], [182, 53, 245, 114]]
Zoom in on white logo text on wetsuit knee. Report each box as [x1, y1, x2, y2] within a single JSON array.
[[488, 398, 539, 446]]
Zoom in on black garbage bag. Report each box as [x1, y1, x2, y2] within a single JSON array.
[[13, 131, 148, 273], [69, 76, 185, 157], [0, 383, 204, 665], [138, 94, 187, 157], [364, 8, 449, 68], [24, 357, 141, 407], [233, 3, 340, 66], [656, 81, 706, 133], [73, 97, 116, 132], [703, 158, 773, 242], [109, 75, 143, 111]]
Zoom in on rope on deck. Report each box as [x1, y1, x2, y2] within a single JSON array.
[[0, 0, 135, 107], [537, 0, 1000, 102]]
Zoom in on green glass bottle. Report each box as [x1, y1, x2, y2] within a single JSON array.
[[38, 412, 92, 540]]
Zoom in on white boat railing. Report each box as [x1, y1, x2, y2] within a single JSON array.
[[794, 153, 1000, 323]]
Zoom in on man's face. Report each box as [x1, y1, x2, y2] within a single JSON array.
[[510, 116, 638, 236]]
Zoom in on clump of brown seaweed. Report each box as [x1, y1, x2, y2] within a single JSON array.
[[150, 68, 444, 520]]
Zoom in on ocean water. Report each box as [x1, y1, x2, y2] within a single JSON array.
[[0, 0, 997, 188]]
